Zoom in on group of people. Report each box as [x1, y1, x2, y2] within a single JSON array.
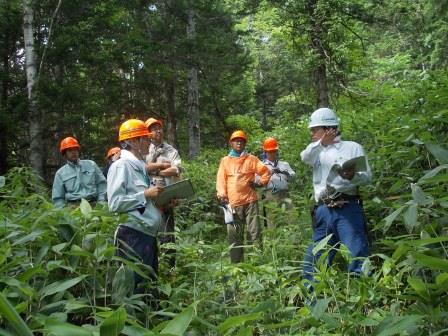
[[216, 107, 372, 290], [51, 107, 371, 295], [52, 117, 181, 292]]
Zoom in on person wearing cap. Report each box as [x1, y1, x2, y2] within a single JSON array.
[[260, 137, 295, 229], [144, 117, 182, 268], [52, 137, 107, 208], [103, 147, 121, 177], [300, 107, 372, 290], [107, 119, 164, 292], [216, 130, 271, 263]]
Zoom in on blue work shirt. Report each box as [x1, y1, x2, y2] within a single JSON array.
[[107, 150, 162, 238], [52, 160, 107, 208]]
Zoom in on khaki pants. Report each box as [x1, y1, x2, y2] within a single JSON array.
[[227, 201, 261, 263]]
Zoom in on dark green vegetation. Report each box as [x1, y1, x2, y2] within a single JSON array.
[[1, 0, 448, 335]]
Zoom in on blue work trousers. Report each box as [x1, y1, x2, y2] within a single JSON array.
[[303, 200, 369, 285]]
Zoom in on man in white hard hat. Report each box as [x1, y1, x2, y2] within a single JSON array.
[[300, 107, 372, 291]]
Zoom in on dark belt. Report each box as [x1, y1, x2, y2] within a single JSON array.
[[67, 197, 97, 204], [318, 194, 361, 208]]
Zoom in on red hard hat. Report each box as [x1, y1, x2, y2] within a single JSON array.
[[106, 147, 121, 159], [145, 118, 163, 129], [229, 130, 247, 142], [263, 137, 278, 151], [60, 137, 80, 153]]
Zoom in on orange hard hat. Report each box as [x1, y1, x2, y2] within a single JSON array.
[[119, 119, 150, 142], [145, 118, 163, 129], [60, 137, 80, 153], [106, 147, 121, 159], [229, 130, 247, 142], [263, 137, 278, 151]]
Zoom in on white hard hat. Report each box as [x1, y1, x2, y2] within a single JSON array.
[[308, 108, 339, 128]]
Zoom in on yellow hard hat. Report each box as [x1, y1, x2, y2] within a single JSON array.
[[119, 119, 150, 141]]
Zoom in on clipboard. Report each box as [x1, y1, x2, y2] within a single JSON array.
[[154, 179, 195, 206]]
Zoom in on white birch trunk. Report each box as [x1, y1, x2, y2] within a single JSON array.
[[23, 0, 43, 177], [187, 8, 200, 159]]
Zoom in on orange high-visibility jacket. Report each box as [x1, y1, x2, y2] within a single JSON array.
[[216, 154, 270, 207]]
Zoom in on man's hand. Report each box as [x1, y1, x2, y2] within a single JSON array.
[[340, 167, 355, 180], [320, 128, 337, 146], [218, 195, 229, 204], [144, 186, 164, 199], [250, 181, 262, 189]]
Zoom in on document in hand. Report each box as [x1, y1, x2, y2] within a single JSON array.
[[154, 179, 195, 206], [220, 203, 234, 225], [326, 156, 368, 184], [333, 156, 367, 173]]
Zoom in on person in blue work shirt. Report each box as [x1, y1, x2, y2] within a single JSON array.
[[52, 136, 107, 208], [300, 107, 372, 290], [107, 119, 164, 293]]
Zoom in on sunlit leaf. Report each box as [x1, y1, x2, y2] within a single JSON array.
[[411, 183, 433, 205], [383, 206, 405, 233], [412, 252, 448, 272], [0, 176, 5, 188], [407, 276, 429, 300], [426, 144, 448, 164], [161, 305, 195, 336], [41, 275, 87, 298], [217, 312, 263, 333], [99, 307, 127, 336], [403, 204, 418, 233], [373, 315, 423, 336], [0, 293, 33, 336], [418, 164, 448, 183], [312, 234, 333, 256], [80, 198, 92, 218], [44, 320, 94, 336]]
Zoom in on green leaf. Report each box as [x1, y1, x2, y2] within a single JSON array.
[[161, 305, 195, 336], [373, 315, 423, 336], [426, 144, 448, 164], [311, 298, 330, 319], [383, 206, 405, 233], [403, 204, 418, 233], [411, 183, 433, 205], [41, 275, 87, 298], [312, 234, 333, 256], [418, 164, 448, 183], [12, 230, 44, 246], [407, 276, 429, 300], [80, 198, 92, 218], [217, 312, 263, 333], [0, 293, 33, 336], [412, 252, 448, 272], [100, 307, 127, 336], [44, 320, 94, 336], [0, 176, 5, 188]]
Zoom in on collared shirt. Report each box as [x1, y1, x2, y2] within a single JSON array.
[[216, 153, 270, 207], [52, 159, 107, 208], [107, 149, 162, 237], [146, 141, 182, 186], [262, 159, 296, 191], [300, 137, 372, 201]]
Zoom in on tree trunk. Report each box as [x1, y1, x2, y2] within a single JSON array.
[[165, 77, 179, 148], [0, 5, 10, 174], [187, 8, 200, 159], [23, 0, 43, 177], [307, 0, 330, 108]]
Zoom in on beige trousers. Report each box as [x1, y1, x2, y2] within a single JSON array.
[[227, 201, 261, 263]]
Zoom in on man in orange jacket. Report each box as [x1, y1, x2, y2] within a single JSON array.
[[216, 130, 271, 263]]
